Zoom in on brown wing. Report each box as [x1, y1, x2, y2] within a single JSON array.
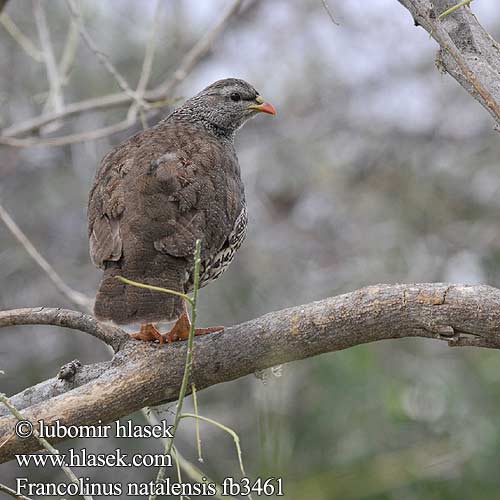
[[88, 122, 244, 282], [88, 150, 134, 269], [142, 128, 244, 263]]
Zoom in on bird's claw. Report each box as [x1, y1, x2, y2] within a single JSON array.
[[131, 323, 164, 344], [132, 317, 224, 345]]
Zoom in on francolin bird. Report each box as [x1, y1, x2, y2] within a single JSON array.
[[88, 78, 276, 343]]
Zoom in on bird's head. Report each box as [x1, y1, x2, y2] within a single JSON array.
[[173, 78, 276, 137]]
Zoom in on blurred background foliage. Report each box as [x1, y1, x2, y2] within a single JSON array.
[[1, 0, 500, 498]]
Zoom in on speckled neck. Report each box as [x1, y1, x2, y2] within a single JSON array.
[[168, 106, 236, 142]]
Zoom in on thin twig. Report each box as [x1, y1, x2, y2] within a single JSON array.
[[59, 13, 80, 86], [438, 0, 473, 19], [172, 443, 235, 500], [144, 409, 234, 500], [181, 413, 248, 479], [0, 12, 43, 62], [171, 447, 184, 500], [33, 0, 64, 114], [0, 393, 94, 500], [0, 202, 93, 310], [136, 0, 161, 97], [154, 0, 244, 99], [133, 0, 162, 130], [0, 482, 33, 500], [150, 239, 202, 500], [321, 0, 340, 26], [118, 276, 192, 303], [65, 0, 145, 110], [0, 116, 136, 147], [2, 93, 130, 137], [191, 383, 203, 463], [0, 425, 15, 452]]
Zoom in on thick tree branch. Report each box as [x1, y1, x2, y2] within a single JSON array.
[[397, 0, 500, 127], [2, 282, 500, 464], [0, 307, 127, 352]]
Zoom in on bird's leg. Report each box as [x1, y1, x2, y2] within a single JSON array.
[[130, 304, 223, 345], [131, 323, 164, 344], [163, 301, 224, 344]]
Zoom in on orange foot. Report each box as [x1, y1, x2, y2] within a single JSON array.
[[163, 311, 224, 344], [131, 314, 223, 345], [132, 323, 164, 344]]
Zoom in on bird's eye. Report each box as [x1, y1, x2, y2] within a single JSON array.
[[230, 92, 241, 102]]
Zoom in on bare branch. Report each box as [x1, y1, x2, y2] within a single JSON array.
[[0, 11, 43, 62], [0, 116, 136, 147], [171, 443, 232, 500], [136, 0, 162, 97], [1, 93, 131, 137], [321, 0, 340, 26], [397, 0, 500, 127], [147, 408, 232, 500], [59, 14, 80, 86], [151, 0, 244, 100], [2, 282, 500, 463], [0, 307, 127, 351], [33, 0, 64, 114], [132, 0, 163, 130], [0, 202, 93, 310], [0, 482, 33, 500], [1, 0, 245, 140], [65, 0, 145, 109]]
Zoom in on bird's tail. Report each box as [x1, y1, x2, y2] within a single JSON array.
[[94, 261, 185, 325]]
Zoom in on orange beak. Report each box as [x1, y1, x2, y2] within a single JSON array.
[[247, 96, 277, 116]]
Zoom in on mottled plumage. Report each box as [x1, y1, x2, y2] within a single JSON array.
[[88, 78, 275, 326]]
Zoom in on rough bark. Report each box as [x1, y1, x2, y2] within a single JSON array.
[[2, 283, 500, 464], [397, 0, 500, 127]]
